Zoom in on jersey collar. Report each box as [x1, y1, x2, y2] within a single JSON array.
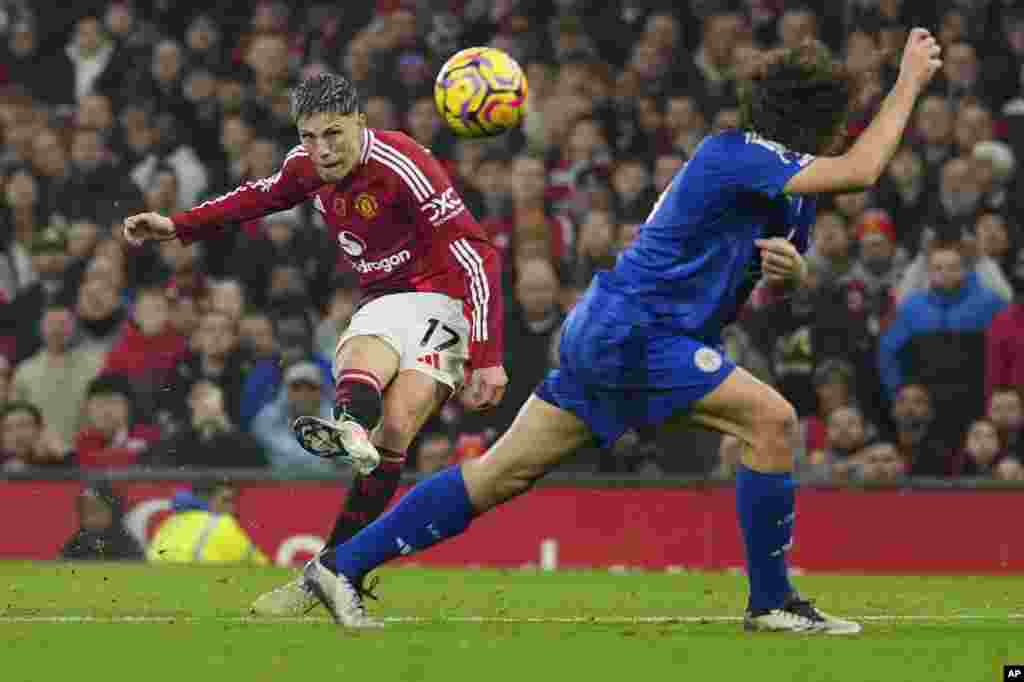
[[359, 128, 374, 166]]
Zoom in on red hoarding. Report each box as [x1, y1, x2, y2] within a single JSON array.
[[2, 480, 1021, 573]]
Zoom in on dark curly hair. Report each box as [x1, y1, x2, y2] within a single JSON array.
[[738, 42, 857, 156]]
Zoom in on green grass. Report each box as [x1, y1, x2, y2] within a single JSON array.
[[1, 562, 1021, 682]]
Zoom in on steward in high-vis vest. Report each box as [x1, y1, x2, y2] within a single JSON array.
[[147, 483, 269, 565]]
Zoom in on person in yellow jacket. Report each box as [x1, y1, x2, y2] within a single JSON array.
[[147, 482, 269, 564]]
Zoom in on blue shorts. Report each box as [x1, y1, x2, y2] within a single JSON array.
[[535, 279, 735, 447]]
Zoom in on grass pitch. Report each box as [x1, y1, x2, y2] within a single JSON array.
[[1, 562, 1020, 682]]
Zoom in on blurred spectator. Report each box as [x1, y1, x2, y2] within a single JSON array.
[[62, 126, 145, 225], [147, 481, 269, 564], [240, 307, 331, 430], [2, 20, 74, 108], [881, 242, 1006, 440], [986, 296, 1024, 400], [896, 231, 1013, 304], [653, 152, 685, 192], [855, 442, 908, 483], [314, 282, 357, 362], [974, 213, 1017, 285], [807, 211, 854, 284], [239, 311, 278, 363], [102, 287, 187, 393], [2, 164, 45, 248], [207, 278, 246, 322], [60, 483, 144, 561], [28, 225, 73, 307], [987, 387, 1024, 459], [144, 381, 267, 469], [913, 96, 955, 187], [66, 15, 128, 101], [162, 310, 250, 427], [995, 457, 1024, 481], [875, 147, 928, 249], [121, 100, 208, 211], [484, 155, 571, 270], [887, 383, 952, 477], [611, 156, 657, 223], [74, 373, 160, 470], [416, 433, 453, 475], [799, 359, 856, 458], [11, 303, 104, 447], [952, 418, 1006, 477], [75, 275, 126, 353], [972, 141, 1016, 214], [803, 405, 871, 483], [0, 400, 72, 471], [930, 42, 989, 109], [571, 208, 618, 287], [251, 361, 335, 471], [839, 209, 907, 336], [489, 258, 563, 434], [744, 263, 875, 418]]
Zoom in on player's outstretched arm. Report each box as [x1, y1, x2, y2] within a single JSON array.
[[124, 149, 317, 246], [784, 28, 942, 195]]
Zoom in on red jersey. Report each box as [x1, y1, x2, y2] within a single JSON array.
[[171, 128, 504, 369]]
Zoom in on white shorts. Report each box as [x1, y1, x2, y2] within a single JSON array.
[[335, 292, 470, 390]]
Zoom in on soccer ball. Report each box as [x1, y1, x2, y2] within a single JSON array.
[[434, 47, 528, 138]]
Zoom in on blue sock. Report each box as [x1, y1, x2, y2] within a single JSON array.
[[735, 464, 795, 611], [327, 465, 476, 581]]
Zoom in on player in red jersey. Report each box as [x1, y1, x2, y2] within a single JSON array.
[[123, 73, 507, 614]]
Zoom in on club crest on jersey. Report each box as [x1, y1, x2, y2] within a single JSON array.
[[694, 347, 723, 373], [354, 193, 379, 219], [334, 197, 346, 217], [337, 231, 367, 257]]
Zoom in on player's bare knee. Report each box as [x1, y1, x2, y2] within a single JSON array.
[[376, 404, 423, 452], [752, 399, 798, 463]]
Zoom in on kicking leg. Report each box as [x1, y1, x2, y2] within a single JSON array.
[[325, 369, 450, 548], [307, 395, 591, 627], [669, 367, 860, 634], [293, 335, 400, 473], [255, 336, 404, 617]]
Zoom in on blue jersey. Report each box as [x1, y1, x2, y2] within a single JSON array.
[[536, 129, 818, 446], [602, 129, 817, 343]]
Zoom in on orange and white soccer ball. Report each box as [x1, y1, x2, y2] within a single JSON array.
[[434, 47, 528, 138]]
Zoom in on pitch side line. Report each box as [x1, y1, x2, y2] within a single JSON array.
[[1, 614, 1023, 624]]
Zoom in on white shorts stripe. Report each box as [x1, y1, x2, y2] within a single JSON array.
[[371, 152, 430, 202], [457, 239, 489, 342], [450, 242, 485, 341], [451, 239, 489, 342], [373, 141, 435, 197]]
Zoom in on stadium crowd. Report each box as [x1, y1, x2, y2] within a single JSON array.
[[1, 0, 1024, 483]]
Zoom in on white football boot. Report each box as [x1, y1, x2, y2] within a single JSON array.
[[292, 415, 381, 475], [744, 595, 862, 635], [251, 576, 319, 617], [303, 556, 383, 628]]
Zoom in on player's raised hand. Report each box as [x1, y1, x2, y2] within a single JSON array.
[[898, 28, 942, 94], [122, 212, 177, 247], [756, 238, 806, 286], [461, 365, 508, 411]]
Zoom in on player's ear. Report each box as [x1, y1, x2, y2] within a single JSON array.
[[357, 112, 368, 128]]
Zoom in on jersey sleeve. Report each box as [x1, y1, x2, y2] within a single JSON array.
[[383, 134, 505, 369], [726, 132, 816, 199], [171, 146, 319, 244]]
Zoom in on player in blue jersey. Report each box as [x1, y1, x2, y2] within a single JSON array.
[[300, 30, 943, 632]]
